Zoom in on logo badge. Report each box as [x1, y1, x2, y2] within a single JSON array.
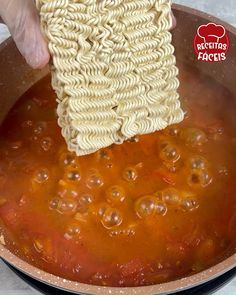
[[194, 22, 230, 62]]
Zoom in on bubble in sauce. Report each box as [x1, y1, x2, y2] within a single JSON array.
[[208, 124, 224, 141], [106, 186, 125, 203], [162, 188, 181, 206], [127, 136, 139, 143], [31, 135, 39, 142], [40, 137, 53, 152], [101, 208, 123, 229], [64, 223, 81, 239], [164, 125, 180, 137], [188, 169, 212, 188], [23, 100, 37, 112], [105, 163, 113, 169], [163, 160, 183, 173], [159, 144, 180, 163], [60, 152, 76, 166], [77, 194, 93, 213], [79, 194, 93, 205], [21, 120, 33, 128], [86, 170, 103, 188], [156, 201, 168, 216], [180, 198, 199, 212], [33, 168, 49, 183], [97, 203, 110, 217], [189, 156, 208, 170], [49, 198, 60, 210], [122, 166, 138, 182], [57, 198, 77, 215], [135, 195, 157, 219], [180, 128, 207, 147], [65, 169, 81, 182], [57, 182, 78, 199], [33, 121, 47, 135], [96, 149, 112, 161], [217, 165, 228, 176]]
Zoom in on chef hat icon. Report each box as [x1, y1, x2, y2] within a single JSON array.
[[197, 22, 225, 42]]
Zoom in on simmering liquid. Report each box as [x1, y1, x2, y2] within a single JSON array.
[[0, 65, 235, 287]]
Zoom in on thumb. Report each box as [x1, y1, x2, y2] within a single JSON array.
[[0, 0, 50, 69]]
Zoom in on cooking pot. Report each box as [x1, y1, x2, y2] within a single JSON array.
[[0, 4, 236, 295]]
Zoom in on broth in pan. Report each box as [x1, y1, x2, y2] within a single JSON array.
[[0, 65, 235, 286]]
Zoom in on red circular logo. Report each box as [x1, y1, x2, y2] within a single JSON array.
[[194, 22, 230, 62]]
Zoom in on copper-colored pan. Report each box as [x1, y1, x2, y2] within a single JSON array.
[[0, 4, 236, 295]]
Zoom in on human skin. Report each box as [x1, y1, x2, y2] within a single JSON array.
[[0, 0, 50, 69]]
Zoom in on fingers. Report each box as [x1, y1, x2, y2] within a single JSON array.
[[18, 5, 50, 69], [0, 0, 50, 69]]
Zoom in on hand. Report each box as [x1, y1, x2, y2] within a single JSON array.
[[0, 0, 50, 69]]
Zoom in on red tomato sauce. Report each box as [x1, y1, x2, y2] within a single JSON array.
[[0, 65, 235, 287]]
